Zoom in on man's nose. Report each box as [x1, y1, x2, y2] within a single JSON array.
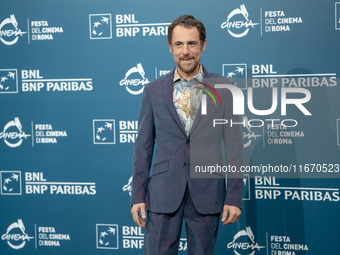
[[182, 44, 189, 55]]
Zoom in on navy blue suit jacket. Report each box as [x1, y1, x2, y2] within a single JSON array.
[[131, 66, 244, 214]]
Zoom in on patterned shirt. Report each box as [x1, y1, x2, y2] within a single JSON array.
[[173, 64, 203, 136]]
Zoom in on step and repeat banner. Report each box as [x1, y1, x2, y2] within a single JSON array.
[[1, 0, 339, 254]]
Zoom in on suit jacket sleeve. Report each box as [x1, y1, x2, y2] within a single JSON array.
[[223, 84, 244, 209], [131, 85, 155, 205]]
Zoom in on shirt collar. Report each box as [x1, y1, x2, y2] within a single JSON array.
[[173, 64, 203, 83]]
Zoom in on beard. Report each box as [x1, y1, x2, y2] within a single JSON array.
[[177, 57, 200, 75]]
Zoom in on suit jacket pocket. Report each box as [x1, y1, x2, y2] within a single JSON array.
[[150, 160, 169, 177]]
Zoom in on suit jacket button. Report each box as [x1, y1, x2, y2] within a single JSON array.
[[183, 162, 186, 166], [186, 139, 190, 144]]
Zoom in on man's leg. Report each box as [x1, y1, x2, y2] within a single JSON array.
[[183, 188, 221, 255], [143, 204, 185, 254]]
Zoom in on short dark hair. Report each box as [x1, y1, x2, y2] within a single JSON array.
[[167, 15, 206, 45]]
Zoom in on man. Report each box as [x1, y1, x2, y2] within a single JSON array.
[[131, 15, 244, 255]]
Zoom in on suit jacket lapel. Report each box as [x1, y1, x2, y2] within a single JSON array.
[[190, 67, 214, 134]]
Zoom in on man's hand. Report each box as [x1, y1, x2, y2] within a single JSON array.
[[131, 203, 146, 228], [221, 205, 241, 225]]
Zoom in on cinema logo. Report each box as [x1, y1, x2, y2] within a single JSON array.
[[1, 220, 71, 249], [1, 118, 68, 147], [1, 220, 33, 250], [221, 4, 259, 38], [120, 63, 149, 95], [0, 15, 64, 44], [228, 225, 309, 254], [0, 118, 31, 148], [227, 226, 265, 255], [0, 15, 27, 45]]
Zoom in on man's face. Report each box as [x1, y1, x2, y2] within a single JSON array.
[[169, 25, 206, 80]]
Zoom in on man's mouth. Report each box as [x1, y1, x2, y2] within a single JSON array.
[[181, 58, 193, 62]]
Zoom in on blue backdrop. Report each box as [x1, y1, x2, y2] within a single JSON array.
[[1, 0, 339, 254]]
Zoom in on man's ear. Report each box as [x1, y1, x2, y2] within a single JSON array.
[[201, 39, 207, 52]]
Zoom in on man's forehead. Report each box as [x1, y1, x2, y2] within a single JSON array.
[[172, 25, 200, 41]]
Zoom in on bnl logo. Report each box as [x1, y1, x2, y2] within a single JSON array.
[[89, 14, 112, 39], [93, 120, 115, 144], [222, 64, 247, 89], [0, 171, 21, 195], [0, 69, 18, 93], [96, 224, 119, 249]]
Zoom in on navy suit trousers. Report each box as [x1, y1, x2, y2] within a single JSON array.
[[143, 185, 220, 255]]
